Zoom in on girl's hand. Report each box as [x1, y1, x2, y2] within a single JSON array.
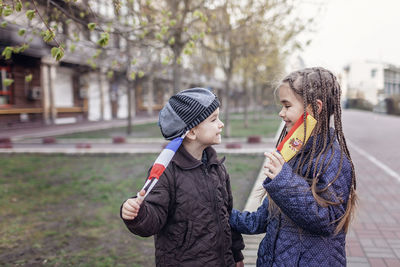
[[121, 190, 145, 220], [263, 151, 285, 179]]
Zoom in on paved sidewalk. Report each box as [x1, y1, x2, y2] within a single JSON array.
[[1, 116, 158, 141]]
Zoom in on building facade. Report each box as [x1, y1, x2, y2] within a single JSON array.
[[341, 61, 400, 111]]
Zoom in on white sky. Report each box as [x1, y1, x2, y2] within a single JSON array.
[[293, 0, 400, 73]]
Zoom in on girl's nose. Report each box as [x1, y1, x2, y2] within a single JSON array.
[[279, 107, 285, 118]]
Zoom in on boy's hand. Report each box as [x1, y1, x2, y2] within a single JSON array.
[[236, 261, 244, 267], [263, 151, 285, 179], [121, 190, 145, 220]]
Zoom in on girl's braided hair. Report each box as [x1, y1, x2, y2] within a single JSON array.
[[272, 67, 357, 234]]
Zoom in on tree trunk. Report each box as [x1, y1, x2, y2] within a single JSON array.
[[253, 81, 260, 121], [172, 56, 182, 93], [243, 80, 249, 128], [98, 70, 105, 121], [127, 82, 132, 135], [147, 74, 154, 116], [223, 72, 232, 137], [126, 43, 133, 135]]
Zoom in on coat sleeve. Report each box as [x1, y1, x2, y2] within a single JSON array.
[[224, 168, 245, 262], [263, 149, 352, 236], [120, 168, 174, 237], [229, 197, 269, 235]]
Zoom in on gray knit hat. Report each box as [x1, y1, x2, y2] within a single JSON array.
[[159, 87, 220, 140]]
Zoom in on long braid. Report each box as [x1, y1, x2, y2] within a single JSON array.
[[270, 67, 357, 234]]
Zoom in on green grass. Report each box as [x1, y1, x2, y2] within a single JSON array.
[[0, 153, 263, 266], [228, 117, 281, 137], [54, 114, 281, 139]]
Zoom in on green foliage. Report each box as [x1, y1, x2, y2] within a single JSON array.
[[2, 6, 13, 16], [162, 56, 170, 65], [169, 19, 176, 27], [16, 1, 23, 12], [138, 71, 144, 78], [93, 49, 102, 59], [130, 71, 136, 80], [3, 78, 13, 86], [97, 32, 109, 47], [161, 26, 168, 34], [0, 21, 7, 27], [51, 46, 64, 61], [87, 58, 97, 69], [13, 44, 29, 53], [168, 37, 175, 45], [25, 9, 35, 20], [183, 47, 192, 55], [111, 60, 119, 67], [87, 22, 96, 31], [25, 74, 32, 83], [17, 28, 26, 36], [107, 71, 113, 79], [187, 40, 195, 48], [69, 43, 76, 52], [1, 46, 13, 59], [43, 30, 55, 42]]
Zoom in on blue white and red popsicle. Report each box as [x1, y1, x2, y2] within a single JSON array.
[[137, 132, 187, 201]]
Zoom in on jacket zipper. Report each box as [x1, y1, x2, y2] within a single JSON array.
[[202, 165, 226, 266]]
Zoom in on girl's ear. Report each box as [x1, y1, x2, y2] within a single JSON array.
[[185, 128, 196, 141], [316, 99, 323, 114]]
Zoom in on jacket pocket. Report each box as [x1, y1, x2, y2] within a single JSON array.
[[181, 220, 193, 250], [178, 220, 193, 259]]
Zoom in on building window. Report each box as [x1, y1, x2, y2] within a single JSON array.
[[371, 68, 377, 78], [0, 67, 12, 107]]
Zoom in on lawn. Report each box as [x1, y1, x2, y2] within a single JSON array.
[[53, 114, 281, 139], [0, 153, 263, 266]]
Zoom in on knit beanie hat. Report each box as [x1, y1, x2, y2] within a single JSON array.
[[159, 87, 220, 140]]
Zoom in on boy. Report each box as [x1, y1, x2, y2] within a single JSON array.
[[121, 88, 245, 266]]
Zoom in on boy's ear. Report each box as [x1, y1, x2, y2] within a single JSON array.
[[185, 128, 196, 141]]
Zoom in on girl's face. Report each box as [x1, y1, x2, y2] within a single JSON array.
[[278, 83, 307, 132]]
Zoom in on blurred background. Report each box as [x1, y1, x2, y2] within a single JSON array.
[[1, 0, 400, 266]]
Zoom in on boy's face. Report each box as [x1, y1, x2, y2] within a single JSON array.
[[193, 108, 224, 146], [278, 83, 306, 132]]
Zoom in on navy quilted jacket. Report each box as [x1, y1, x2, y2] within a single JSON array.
[[230, 132, 353, 266]]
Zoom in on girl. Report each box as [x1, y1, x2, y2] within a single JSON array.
[[230, 67, 357, 266]]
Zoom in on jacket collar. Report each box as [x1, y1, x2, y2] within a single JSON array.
[[172, 145, 224, 170]]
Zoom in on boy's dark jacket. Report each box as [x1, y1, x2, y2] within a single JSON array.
[[121, 145, 244, 266]]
